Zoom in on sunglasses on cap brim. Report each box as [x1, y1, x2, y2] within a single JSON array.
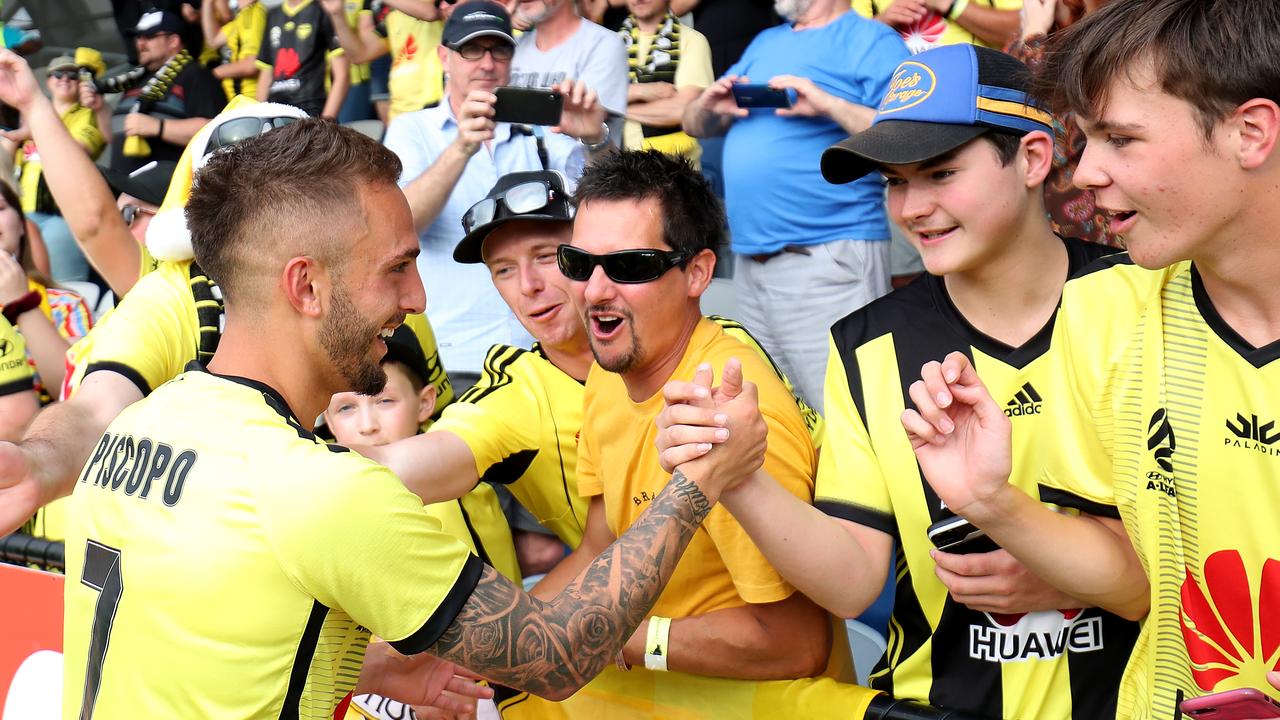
[[556, 244, 688, 284], [204, 116, 302, 156], [463, 179, 570, 234]]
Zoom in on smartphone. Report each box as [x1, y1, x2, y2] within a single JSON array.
[[1181, 688, 1280, 718], [731, 83, 797, 109], [0, 103, 19, 132], [927, 516, 1000, 555], [492, 87, 564, 126]]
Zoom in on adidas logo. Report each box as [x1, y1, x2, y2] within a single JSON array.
[[1003, 383, 1042, 417], [1224, 412, 1280, 459]]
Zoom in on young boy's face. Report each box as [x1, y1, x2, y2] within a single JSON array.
[[324, 362, 435, 446], [882, 136, 1031, 277], [1073, 64, 1245, 269]]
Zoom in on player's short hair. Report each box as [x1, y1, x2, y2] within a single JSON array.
[[573, 150, 724, 257], [1035, 0, 1280, 139], [186, 119, 402, 301]]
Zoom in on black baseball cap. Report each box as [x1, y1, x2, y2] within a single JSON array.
[[820, 44, 1054, 184], [442, 1, 515, 50], [101, 160, 178, 206], [129, 10, 186, 38], [454, 170, 574, 264], [382, 322, 432, 388]]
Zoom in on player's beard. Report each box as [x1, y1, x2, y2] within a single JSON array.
[[321, 283, 388, 397], [774, 0, 816, 22]]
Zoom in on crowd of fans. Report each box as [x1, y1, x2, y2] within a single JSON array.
[[1, 0, 1278, 718]]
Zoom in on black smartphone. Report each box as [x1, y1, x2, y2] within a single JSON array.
[[0, 103, 20, 132], [492, 87, 564, 126], [927, 516, 1000, 555], [731, 83, 797, 109]]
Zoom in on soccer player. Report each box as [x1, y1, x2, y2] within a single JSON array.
[[896, 1, 1280, 717], [60, 117, 765, 716], [655, 44, 1139, 718]]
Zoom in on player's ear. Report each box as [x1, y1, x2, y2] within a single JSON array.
[[281, 256, 327, 318], [1235, 98, 1280, 170], [417, 383, 438, 424], [1020, 130, 1054, 188]]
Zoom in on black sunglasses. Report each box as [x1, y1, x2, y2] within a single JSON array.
[[462, 179, 570, 234], [204, 116, 301, 156], [121, 204, 156, 227], [50, 69, 79, 81], [557, 244, 687, 284]]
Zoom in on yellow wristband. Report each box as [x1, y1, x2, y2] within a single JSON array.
[[644, 616, 671, 672], [947, 0, 970, 20]]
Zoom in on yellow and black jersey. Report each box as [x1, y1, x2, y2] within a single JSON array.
[[816, 238, 1138, 719], [62, 365, 481, 719], [0, 315, 33, 396], [712, 315, 824, 449], [256, 0, 344, 114], [219, 1, 268, 100], [431, 343, 588, 548], [1035, 257, 1280, 719], [68, 260, 452, 414]]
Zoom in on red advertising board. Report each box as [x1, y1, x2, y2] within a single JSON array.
[[0, 564, 63, 718]]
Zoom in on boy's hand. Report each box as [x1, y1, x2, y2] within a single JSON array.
[[900, 352, 1013, 521]]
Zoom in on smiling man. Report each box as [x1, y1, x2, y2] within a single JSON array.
[[899, 1, 1280, 717]]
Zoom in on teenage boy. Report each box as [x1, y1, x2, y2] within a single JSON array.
[[658, 44, 1138, 719], [897, 0, 1280, 717]]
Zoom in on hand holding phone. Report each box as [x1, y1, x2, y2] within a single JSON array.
[[492, 86, 564, 126], [927, 515, 1000, 555], [731, 83, 797, 109], [1181, 688, 1280, 718]]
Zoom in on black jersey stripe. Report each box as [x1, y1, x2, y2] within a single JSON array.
[[815, 499, 896, 537], [1038, 486, 1121, 519], [478, 448, 538, 486], [460, 346, 526, 405], [389, 553, 484, 655], [454, 499, 494, 568], [279, 601, 329, 720], [0, 375, 34, 396], [84, 361, 152, 397]]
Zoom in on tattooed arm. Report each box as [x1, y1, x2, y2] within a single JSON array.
[[428, 376, 768, 700]]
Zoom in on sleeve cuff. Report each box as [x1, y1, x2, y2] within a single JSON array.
[[1038, 486, 1121, 519], [83, 361, 152, 397], [815, 498, 896, 536], [0, 376, 34, 397], [388, 553, 485, 655]]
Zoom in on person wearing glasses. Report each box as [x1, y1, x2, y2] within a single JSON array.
[[383, 0, 608, 391], [109, 10, 227, 174], [2, 55, 107, 285], [500, 149, 871, 719]]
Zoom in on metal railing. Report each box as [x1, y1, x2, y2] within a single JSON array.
[[0, 532, 65, 571]]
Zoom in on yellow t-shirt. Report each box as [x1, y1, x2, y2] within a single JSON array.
[[0, 314, 33, 396], [16, 104, 105, 214], [219, 1, 268, 101], [562, 317, 868, 719], [62, 368, 482, 718], [851, 0, 1023, 52], [1035, 257, 1280, 719], [372, 10, 444, 119], [621, 20, 713, 165], [343, 0, 372, 85], [814, 240, 1137, 719]]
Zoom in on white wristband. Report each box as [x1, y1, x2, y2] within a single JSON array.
[[643, 615, 671, 672]]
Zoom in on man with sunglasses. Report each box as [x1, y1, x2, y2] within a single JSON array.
[[384, 0, 608, 390], [515, 150, 874, 718], [109, 10, 227, 174]]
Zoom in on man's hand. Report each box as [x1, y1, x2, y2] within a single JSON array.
[[452, 90, 498, 156], [653, 359, 767, 499], [695, 75, 749, 120], [769, 75, 836, 119], [876, 0, 929, 27], [123, 113, 163, 139], [0, 125, 29, 144], [900, 352, 1014, 521], [551, 78, 606, 143], [0, 50, 43, 113], [630, 81, 678, 104], [79, 82, 104, 112], [358, 642, 493, 713], [0, 251, 28, 305], [1021, 0, 1057, 38], [319, 0, 345, 16], [933, 548, 1085, 614], [0, 442, 43, 535]]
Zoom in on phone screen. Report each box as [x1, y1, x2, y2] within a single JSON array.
[[492, 87, 564, 126], [731, 84, 796, 109]]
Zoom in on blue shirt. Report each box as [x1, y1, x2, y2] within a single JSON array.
[[724, 12, 907, 255], [384, 102, 587, 374]]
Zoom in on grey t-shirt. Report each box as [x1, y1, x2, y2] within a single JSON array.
[[511, 17, 629, 143]]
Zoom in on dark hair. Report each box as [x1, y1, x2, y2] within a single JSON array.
[[185, 119, 402, 301], [983, 131, 1023, 166], [382, 358, 426, 393], [573, 150, 725, 256], [0, 182, 30, 268], [1034, 0, 1280, 138]]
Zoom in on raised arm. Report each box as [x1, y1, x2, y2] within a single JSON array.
[[682, 75, 747, 139], [357, 429, 480, 505], [321, 0, 391, 65], [0, 51, 141, 294], [392, 90, 494, 232], [201, 0, 229, 49]]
